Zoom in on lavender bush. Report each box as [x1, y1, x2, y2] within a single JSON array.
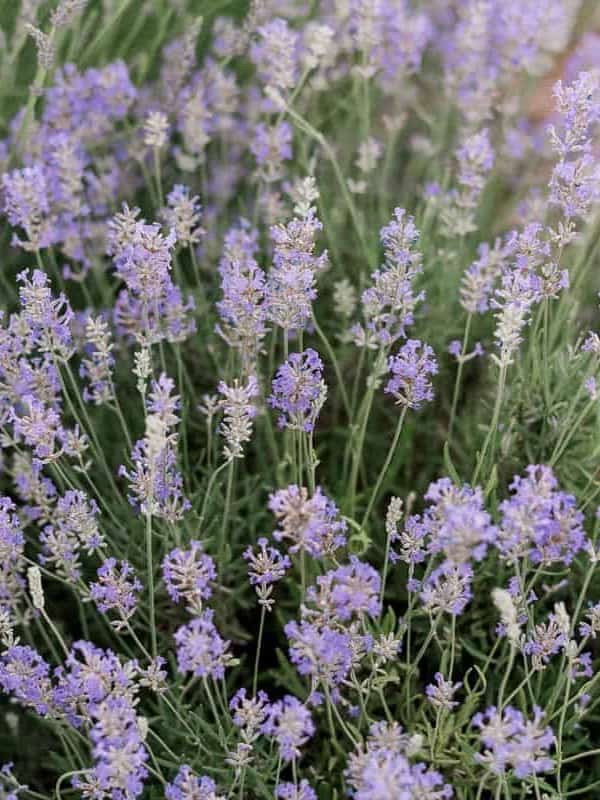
[[2, 1, 600, 798]]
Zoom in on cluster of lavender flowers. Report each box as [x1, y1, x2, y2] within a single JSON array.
[[2, 1, 600, 799]]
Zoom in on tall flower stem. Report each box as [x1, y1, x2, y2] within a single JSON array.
[[252, 604, 266, 696], [360, 406, 407, 534], [145, 509, 157, 659], [472, 362, 507, 484], [219, 459, 235, 565], [448, 312, 472, 441]]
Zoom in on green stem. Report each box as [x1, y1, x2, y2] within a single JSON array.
[[252, 604, 266, 696], [146, 510, 158, 659], [360, 407, 407, 534]]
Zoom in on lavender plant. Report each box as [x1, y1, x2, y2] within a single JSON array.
[[2, 1, 600, 799]]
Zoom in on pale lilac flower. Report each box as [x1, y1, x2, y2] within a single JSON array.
[[285, 620, 356, 688], [385, 340, 438, 409], [426, 673, 461, 711], [162, 541, 216, 613], [352, 208, 423, 348], [40, 490, 102, 580], [307, 557, 381, 622], [418, 562, 473, 616], [473, 706, 554, 778], [262, 695, 314, 762], [269, 349, 326, 432], [216, 219, 267, 370], [174, 610, 232, 679], [266, 208, 327, 331], [90, 558, 142, 629], [217, 374, 259, 461], [243, 538, 290, 586], [165, 766, 225, 800], [162, 185, 204, 247], [277, 780, 317, 800], [0, 645, 54, 716], [229, 688, 270, 738], [498, 465, 587, 565], [269, 485, 346, 557], [2, 164, 54, 251]]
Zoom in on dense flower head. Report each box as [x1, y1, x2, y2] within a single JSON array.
[[108, 206, 195, 345], [306, 557, 381, 622], [0, 496, 25, 615], [229, 688, 271, 736], [269, 348, 326, 432], [90, 558, 142, 629], [285, 619, 357, 688], [0, 645, 54, 716], [40, 489, 102, 580], [418, 562, 473, 617], [16, 269, 74, 357], [163, 184, 204, 247], [269, 485, 347, 557], [473, 705, 554, 778], [460, 238, 511, 315], [165, 766, 225, 800], [251, 121, 294, 183], [497, 464, 587, 565], [523, 609, 568, 671], [120, 374, 190, 522], [217, 374, 259, 461], [426, 673, 462, 711], [250, 18, 300, 95], [385, 339, 438, 409], [243, 537, 291, 586], [547, 71, 600, 225], [346, 721, 453, 799], [216, 219, 267, 368], [410, 478, 497, 565], [277, 780, 317, 800], [174, 610, 232, 679], [77, 694, 148, 800], [352, 208, 423, 348], [262, 695, 315, 762], [265, 205, 327, 331], [2, 164, 54, 251], [162, 541, 216, 613]]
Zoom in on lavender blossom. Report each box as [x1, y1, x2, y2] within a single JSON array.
[[217, 374, 259, 461], [162, 185, 204, 247], [426, 673, 461, 711], [307, 557, 382, 622], [385, 340, 438, 409], [216, 220, 267, 371], [262, 695, 314, 762], [174, 610, 232, 679], [90, 558, 141, 629], [2, 164, 54, 251], [162, 541, 216, 613], [165, 767, 225, 800], [269, 349, 326, 432], [269, 485, 347, 557], [40, 490, 102, 580], [418, 562, 473, 617], [498, 465, 587, 565], [266, 208, 327, 332], [277, 780, 317, 800], [352, 208, 423, 349], [120, 375, 190, 522]]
